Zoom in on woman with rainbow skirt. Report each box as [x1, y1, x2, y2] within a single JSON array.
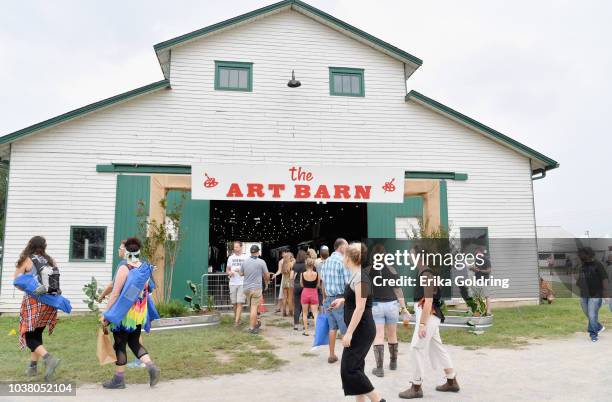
[[101, 237, 160, 389]]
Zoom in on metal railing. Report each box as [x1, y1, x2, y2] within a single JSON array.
[[201, 272, 280, 310]]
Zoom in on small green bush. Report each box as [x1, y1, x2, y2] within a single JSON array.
[[155, 299, 189, 318]]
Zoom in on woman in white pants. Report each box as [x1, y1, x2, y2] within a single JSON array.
[[399, 250, 459, 399]]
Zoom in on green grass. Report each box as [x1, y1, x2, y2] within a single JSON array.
[[398, 298, 612, 349], [0, 315, 284, 384]]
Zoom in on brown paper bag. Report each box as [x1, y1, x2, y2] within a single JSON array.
[[97, 327, 116, 365]]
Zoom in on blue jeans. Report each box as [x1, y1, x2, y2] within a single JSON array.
[[323, 297, 347, 333], [580, 297, 603, 338]]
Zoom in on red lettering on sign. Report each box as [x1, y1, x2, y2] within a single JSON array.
[[268, 183, 285, 198], [247, 183, 265, 198], [354, 185, 371, 199], [294, 184, 311, 198], [226, 183, 243, 198], [314, 185, 331, 199], [333, 185, 351, 199], [289, 166, 314, 182]]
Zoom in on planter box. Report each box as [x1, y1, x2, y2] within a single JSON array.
[[151, 312, 221, 330]]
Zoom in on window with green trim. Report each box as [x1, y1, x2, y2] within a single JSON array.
[[329, 67, 364, 97], [70, 226, 106, 261], [215, 61, 253, 91]]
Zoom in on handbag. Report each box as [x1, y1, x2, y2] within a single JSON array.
[[97, 326, 117, 365], [313, 312, 330, 347]]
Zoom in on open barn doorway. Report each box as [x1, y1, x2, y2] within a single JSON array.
[[208, 200, 367, 273]]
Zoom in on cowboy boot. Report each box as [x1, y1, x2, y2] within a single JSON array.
[[399, 383, 423, 399], [371, 344, 384, 377], [388, 342, 398, 370], [436, 377, 460, 392]]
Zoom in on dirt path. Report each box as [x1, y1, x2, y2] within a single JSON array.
[[29, 315, 612, 402]]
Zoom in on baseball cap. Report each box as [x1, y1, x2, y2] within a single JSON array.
[[250, 244, 260, 253]]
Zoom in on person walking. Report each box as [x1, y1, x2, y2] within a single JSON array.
[[101, 237, 160, 389], [291, 249, 307, 331], [240, 245, 270, 334], [366, 243, 409, 377], [576, 247, 608, 342], [273, 251, 295, 316], [399, 246, 459, 399], [470, 246, 492, 316], [330, 242, 386, 402], [226, 241, 246, 326], [315, 245, 329, 270], [14, 236, 62, 381], [321, 238, 350, 363], [300, 258, 320, 336]]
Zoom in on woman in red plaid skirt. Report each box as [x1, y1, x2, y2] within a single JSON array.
[[14, 236, 61, 381]]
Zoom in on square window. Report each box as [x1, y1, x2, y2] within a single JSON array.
[[70, 227, 106, 261], [215, 61, 253, 91], [329, 67, 365, 97]]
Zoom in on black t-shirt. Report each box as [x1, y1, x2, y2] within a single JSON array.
[[578, 261, 608, 298], [413, 268, 444, 322], [293, 262, 306, 287], [367, 265, 399, 302], [475, 254, 491, 279]]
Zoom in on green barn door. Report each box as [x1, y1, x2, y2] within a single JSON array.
[[367, 196, 424, 301], [113, 175, 150, 275], [166, 190, 210, 301], [367, 196, 423, 238]]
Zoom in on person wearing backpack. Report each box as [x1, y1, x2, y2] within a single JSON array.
[[101, 237, 160, 389], [14, 236, 62, 381]]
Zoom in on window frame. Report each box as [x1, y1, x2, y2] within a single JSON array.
[[329, 67, 365, 97], [214, 61, 253, 92], [69, 226, 107, 262]]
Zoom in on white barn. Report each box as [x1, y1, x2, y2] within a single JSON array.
[[0, 0, 558, 312]]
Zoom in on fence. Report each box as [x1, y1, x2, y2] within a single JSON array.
[[201, 272, 280, 310]]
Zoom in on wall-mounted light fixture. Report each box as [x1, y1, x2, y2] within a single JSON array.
[[287, 70, 301, 88]]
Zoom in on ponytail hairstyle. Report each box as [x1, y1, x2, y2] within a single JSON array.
[[17, 236, 55, 268], [305, 257, 316, 270], [345, 242, 362, 267]]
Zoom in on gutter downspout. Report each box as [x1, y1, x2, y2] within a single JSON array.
[[0, 144, 11, 299]]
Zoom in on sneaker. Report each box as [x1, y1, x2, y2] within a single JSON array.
[[126, 358, 145, 369], [246, 327, 260, 334], [599, 326, 606, 334], [591, 336, 598, 342], [43, 355, 60, 382], [102, 375, 126, 389]]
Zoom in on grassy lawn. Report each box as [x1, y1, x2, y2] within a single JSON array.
[[0, 314, 284, 384], [397, 298, 612, 349]]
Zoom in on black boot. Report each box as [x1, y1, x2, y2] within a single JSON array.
[[371, 344, 384, 377], [388, 342, 398, 370]]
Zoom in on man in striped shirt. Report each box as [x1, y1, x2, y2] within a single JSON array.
[[321, 238, 350, 363]]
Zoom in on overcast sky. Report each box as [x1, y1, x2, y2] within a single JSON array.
[[1, 0, 610, 237]]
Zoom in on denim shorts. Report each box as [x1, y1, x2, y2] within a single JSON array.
[[372, 300, 399, 325], [323, 297, 347, 333]]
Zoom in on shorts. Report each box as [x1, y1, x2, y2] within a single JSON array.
[[474, 284, 491, 298], [243, 288, 262, 309], [323, 296, 347, 333], [301, 288, 318, 305], [229, 284, 245, 304], [372, 300, 399, 325]]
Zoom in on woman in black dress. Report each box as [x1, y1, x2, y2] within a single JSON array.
[[330, 242, 386, 402]]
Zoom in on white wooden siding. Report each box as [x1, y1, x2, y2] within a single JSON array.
[[0, 9, 538, 312]]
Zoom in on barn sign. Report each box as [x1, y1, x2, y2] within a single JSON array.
[[191, 164, 404, 203]]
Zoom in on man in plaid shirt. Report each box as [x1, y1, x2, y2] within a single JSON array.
[[321, 238, 350, 363]]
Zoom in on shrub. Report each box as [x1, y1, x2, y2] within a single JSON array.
[[155, 299, 189, 318]]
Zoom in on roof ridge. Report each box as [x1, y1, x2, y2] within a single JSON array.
[[406, 90, 559, 170]]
